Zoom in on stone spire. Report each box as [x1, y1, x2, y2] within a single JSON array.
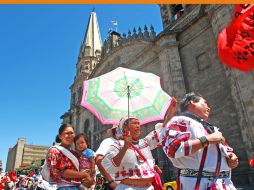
[[68, 10, 103, 120], [80, 11, 102, 57]]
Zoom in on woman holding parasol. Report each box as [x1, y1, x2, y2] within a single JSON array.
[[101, 98, 177, 190]]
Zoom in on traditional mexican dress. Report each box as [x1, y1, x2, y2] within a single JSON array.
[[102, 125, 162, 190], [159, 113, 237, 190], [47, 146, 80, 189]]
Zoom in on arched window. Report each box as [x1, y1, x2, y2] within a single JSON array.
[[84, 119, 90, 134], [172, 4, 184, 21], [78, 87, 83, 103], [84, 119, 91, 145], [93, 117, 97, 132], [89, 131, 92, 147]]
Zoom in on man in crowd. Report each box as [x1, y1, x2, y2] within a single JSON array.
[[160, 92, 238, 190]]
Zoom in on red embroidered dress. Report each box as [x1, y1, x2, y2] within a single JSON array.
[[47, 147, 81, 184]]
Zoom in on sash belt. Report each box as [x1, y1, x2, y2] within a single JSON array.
[[180, 168, 230, 179]]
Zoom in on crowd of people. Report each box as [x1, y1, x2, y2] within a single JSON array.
[[2, 92, 240, 190], [0, 169, 55, 190], [42, 92, 240, 190]]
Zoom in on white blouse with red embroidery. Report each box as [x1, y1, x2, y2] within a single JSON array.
[[159, 115, 233, 172], [101, 124, 162, 181]]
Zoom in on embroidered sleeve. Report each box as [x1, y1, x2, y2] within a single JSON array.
[[144, 123, 163, 150], [159, 117, 192, 158], [101, 144, 120, 175], [47, 147, 64, 180], [47, 147, 79, 181]]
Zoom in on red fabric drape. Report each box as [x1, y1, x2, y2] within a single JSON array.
[[218, 4, 254, 71]]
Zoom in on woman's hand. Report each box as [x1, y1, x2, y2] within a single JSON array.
[[81, 173, 95, 188], [123, 133, 132, 149]]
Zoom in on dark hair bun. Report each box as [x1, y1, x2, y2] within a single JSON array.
[[55, 135, 61, 143]]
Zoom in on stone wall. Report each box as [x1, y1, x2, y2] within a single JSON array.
[[6, 145, 17, 172]]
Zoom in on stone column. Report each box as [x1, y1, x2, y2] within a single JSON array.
[[156, 33, 186, 100], [155, 33, 187, 181], [160, 5, 173, 29]]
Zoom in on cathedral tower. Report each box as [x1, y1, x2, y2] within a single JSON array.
[[77, 11, 102, 79], [61, 11, 102, 125]]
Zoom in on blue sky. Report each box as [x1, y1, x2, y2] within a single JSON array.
[[0, 4, 163, 171]]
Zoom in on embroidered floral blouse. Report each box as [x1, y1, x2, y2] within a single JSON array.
[[101, 124, 162, 181], [47, 147, 80, 184]]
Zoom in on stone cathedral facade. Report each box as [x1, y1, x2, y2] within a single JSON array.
[[61, 5, 254, 185]]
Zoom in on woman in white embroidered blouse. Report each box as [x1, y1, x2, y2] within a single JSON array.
[[101, 98, 177, 190]]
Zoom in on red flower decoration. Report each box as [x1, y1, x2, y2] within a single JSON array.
[[115, 171, 120, 178], [128, 169, 134, 176], [143, 170, 148, 176], [121, 170, 127, 177], [97, 178, 103, 185], [135, 168, 141, 176]]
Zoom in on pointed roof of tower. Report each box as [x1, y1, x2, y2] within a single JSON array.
[[81, 11, 102, 57]]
